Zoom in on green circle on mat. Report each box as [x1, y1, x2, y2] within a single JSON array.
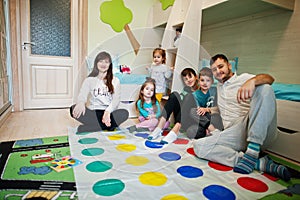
[[78, 138, 98, 144], [76, 131, 91, 135], [86, 161, 112, 172], [93, 179, 125, 196], [82, 148, 104, 156]]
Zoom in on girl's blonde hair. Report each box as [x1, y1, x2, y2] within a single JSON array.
[[136, 77, 158, 112]]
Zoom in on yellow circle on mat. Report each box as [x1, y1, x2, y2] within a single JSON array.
[[126, 156, 149, 166], [116, 144, 136, 152], [108, 134, 126, 140], [161, 194, 188, 200], [139, 172, 167, 186]]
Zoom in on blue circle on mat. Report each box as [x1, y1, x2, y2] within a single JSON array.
[[135, 133, 149, 139], [78, 138, 98, 144], [145, 140, 164, 148], [203, 184, 236, 200], [82, 148, 104, 156], [177, 166, 203, 178], [159, 152, 181, 161]]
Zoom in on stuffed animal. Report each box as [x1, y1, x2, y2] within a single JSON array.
[[119, 64, 131, 74]]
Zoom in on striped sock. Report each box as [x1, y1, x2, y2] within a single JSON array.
[[256, 156, 291, 181], [233, 142, 260, 174]]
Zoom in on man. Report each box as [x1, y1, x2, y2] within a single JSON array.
[[193, 54, 290, 181]]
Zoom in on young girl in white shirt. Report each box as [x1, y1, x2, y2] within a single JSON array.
[[70, 51, 129, 133]]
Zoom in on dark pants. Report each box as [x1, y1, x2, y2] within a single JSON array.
[[70, 105, 129, 132], [161, 92, 205, 131]]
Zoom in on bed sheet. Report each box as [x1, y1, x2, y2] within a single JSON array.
[[68, 128, 284, 200], [272, 83, 300, 102], [115, 73, 148, 85]]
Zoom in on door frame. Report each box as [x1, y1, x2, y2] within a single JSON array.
[[8, 0, 87, 111]]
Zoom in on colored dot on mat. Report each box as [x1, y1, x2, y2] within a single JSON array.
[[78, 138, 98, 144], [116, 144, 136, 152], [139, 172, 168, 186], [86, 161, 112, 172], [93, 179, 125, 196], [126, 155, 149, 166], [159, 152, 181, 161], [145, 140, 164, 148], [81, 148, 104, 156], [203, 184, 236, 200], [161, 194, 188, 200], [135, 133, 149, 139], [177, 166, 203, 178], [108, 134, 126, 140], [237, 177, 269, 193], [76, 131, 91, 135], [208, 161, 233, 171], [173, 138, 189, 144], [186, 147, 196, 156]]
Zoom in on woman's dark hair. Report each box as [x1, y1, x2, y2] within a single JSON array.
[[88, 51, 114, 93], [136, 77, 158, 113]]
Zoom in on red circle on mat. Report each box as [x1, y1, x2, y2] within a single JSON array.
[[237, 177, 268, 192], [20, 154, 28, 157], [263, 173, 278, 181], [174, 138, 189, 144], [208, 161, 233, 171], [187, 147, 196, 156]]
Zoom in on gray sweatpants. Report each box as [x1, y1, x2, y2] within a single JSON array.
[[193, 84, 278, 167]]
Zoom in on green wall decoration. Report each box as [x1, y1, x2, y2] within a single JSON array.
[[100, 0, 132, 32], [159, 0, 175, 10], [100, 0, 140, 54]]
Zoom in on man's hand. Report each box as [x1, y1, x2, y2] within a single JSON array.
[[237, 78, 255, 103]]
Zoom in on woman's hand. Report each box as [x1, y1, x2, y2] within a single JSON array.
[[72, 102, 85, 119], [196, 107, 209, 116], [102, 111, 111, 127]]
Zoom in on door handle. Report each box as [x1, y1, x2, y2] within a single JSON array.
[[22, 42, 36, 50]]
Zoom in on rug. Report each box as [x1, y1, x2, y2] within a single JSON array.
[[68, 127, 300, 200], [0, 136, 78, 200]]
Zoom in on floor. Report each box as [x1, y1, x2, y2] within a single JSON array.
[[0, 109, 137, 142]]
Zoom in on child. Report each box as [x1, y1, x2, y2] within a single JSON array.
[[146, 48, 172, 101], [188, 67, 219, 139], [127, 78, 161, 133], [148, 67, 201, 143], [70, 51, 129, 133]]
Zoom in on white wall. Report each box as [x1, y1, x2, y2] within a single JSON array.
[[201, 1, 300, 84], [88, 0, 159, 73]]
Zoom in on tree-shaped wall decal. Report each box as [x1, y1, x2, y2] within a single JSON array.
[[160, 0, 175, 10], [100, 0, 140, 55]]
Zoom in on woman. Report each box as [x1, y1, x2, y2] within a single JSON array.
[[70, 51, 128, 133]]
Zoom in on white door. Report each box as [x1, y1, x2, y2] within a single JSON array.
[[20, 0, 78, 109]]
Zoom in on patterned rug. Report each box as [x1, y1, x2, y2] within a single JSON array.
[[0, 136, 78, 200]]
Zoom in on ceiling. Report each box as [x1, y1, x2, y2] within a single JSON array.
[[202, 0, 293, 26]]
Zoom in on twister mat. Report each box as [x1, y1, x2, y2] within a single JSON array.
[[68, 128, 286, 200], [0, 136, 78, 200]]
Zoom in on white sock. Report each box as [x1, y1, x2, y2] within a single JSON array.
[[161, 131, 178, 144], [148, 127, 162, 140]]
